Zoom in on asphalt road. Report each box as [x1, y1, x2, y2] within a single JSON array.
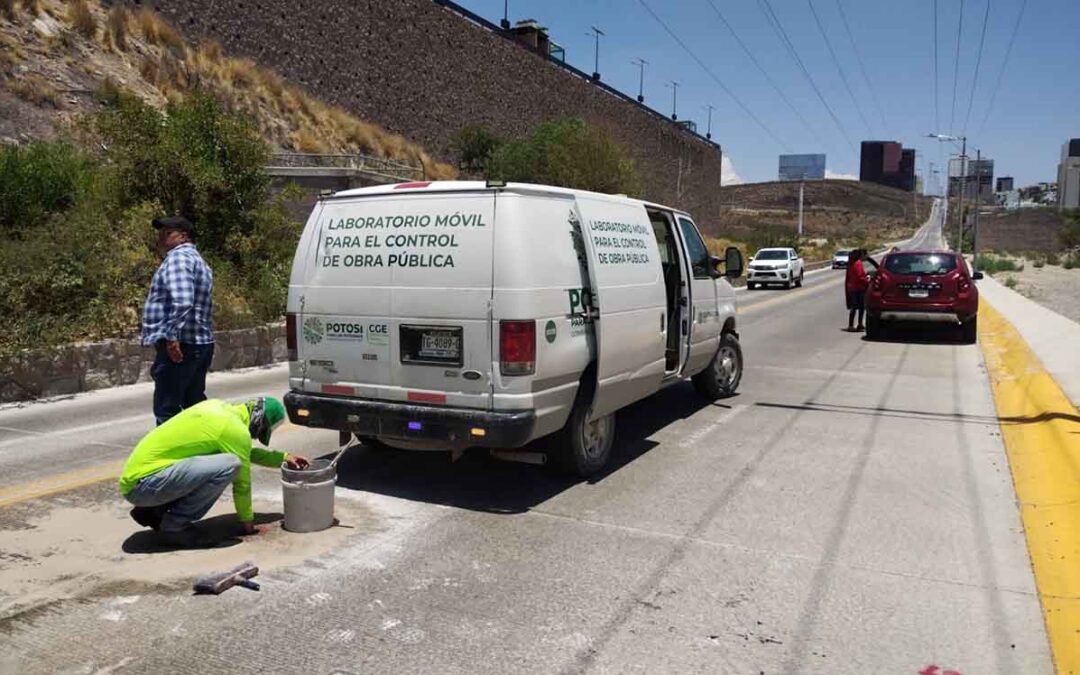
[[0, 201, 1051, 674]]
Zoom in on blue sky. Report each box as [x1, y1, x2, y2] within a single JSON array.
[[453, 0, 1076, 190]]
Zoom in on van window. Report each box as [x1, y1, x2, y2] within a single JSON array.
[[677, 217, 710, 279]]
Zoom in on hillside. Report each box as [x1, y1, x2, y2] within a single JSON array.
[[0, 0, 455, 177], [707, 179, 933, 246]]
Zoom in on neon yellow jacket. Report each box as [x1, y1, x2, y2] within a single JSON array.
[[119, 399, 286, 522]]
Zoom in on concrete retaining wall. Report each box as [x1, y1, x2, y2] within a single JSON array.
[[122, 0, 727, 222], [0, 324, 287, 404]]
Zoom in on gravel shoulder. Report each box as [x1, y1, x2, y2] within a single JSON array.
[[990, 262, 1080, 323]]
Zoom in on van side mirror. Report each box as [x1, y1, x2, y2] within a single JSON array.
[[972, 271, 984, 280], [724, 246, 743, 279]]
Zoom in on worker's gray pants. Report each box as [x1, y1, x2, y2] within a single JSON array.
[[125, 454, 241, 532]]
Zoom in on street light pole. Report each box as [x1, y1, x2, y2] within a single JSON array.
[[633, 58, 647, 102], [957, 136, 967, 253], [589, 26, 604, 81], [703, 104, 714, 140], [798, 176, 805, 238], [501, 0, 510, 29], [973, 148, 982, 267], [669, 81, 679, 120]]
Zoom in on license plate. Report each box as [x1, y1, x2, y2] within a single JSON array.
[[420, 334, 460, 359], [401, 326, 463, 366], [908, 289, 930, 298]]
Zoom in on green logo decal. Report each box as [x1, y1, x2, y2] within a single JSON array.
[[302, 316, 324, 345], [545, 320, 557, 344]]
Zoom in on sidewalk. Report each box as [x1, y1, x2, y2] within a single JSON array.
[[978, 273, 1080, 408]]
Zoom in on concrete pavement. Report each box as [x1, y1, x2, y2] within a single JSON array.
[[0, 203, 1054, 674]]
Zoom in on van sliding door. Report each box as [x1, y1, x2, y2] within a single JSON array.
[[574, 196, 666, 419]]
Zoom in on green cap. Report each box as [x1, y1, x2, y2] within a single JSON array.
[[260, 396, 286, 445]]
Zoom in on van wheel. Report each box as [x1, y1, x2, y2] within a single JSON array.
[[693, 333, 743, 400], [960, 316, 978, 344], [795, 271, 804, 288], [550, 403, 615, 478]]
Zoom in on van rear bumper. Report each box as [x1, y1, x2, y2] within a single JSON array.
[[284, 391, 536, 448]]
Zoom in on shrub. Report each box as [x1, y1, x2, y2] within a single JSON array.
[[0, 0, 15, 21], [1060, 212, 1080, 250], [19, 0, 38, 15], [0, 141, 95, 236], [1004, 276, 1018, 289], [68, 0, 95, 38], [94, 93, 272, 256], [1046, 251, 1061, 266], [975, 253, 1022, 274], [1064, 255, 1079, 270], [1033, 259, 1045, 268], [449, 125, 502, 175], [486, 118, 642, 196], [107, 6, 128, 51]]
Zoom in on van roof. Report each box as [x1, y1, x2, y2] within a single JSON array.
[[329, 181, 690, 217]]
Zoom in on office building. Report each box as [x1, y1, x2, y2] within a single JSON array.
[[1058, 139, 1080, 209], [948, 157, 994, 202], [778, 154, 826, 181], [859, 141, 916, 192], [996, 176, 1014, 192]]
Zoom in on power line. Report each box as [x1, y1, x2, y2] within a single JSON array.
[[835, 0, 888, 132], [978, 0, 1027, 135], [961, 0, 991, 134], [805, 0, 873, 137], [702, 0, 824, 145], [636, 0, 791, 151], [757, 0, 855, 155], [949, 0, 964, 133], [932, 0, 940, 134]]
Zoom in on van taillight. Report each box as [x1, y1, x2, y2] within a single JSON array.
[[500, 320, 535, 376], [286, 313, 298, 361]]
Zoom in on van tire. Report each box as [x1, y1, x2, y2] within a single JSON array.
[[795, 271, 804, 287], [550, 402, 615, 478], [692, 333, 743, 400]]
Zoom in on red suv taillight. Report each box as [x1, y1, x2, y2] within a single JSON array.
[[286, 313, 298, 361], [500, 320, 535, 375], [958, 276, 971, 293]]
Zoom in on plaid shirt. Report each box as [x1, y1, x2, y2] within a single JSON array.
[[141, 243, 214, 345]]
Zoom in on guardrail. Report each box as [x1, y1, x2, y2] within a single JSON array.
[[267, 152, 424, 182]]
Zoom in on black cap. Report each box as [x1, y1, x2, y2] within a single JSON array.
[[152, 215, 196, 238]]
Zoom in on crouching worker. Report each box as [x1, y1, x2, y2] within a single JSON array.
[[119, 396, 309, 548]]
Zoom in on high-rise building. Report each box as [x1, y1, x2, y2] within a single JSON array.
[[996, 176, 1014, 192], [778, 154, 826, 181], [948, 157, 994, 202], [860, 141, 916, 191], [1058, 139, 1080, 209]]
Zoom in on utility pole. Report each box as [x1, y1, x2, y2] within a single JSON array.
[[956, 136, 967, 254], [589, 26, 604, 81], [973, 148, 982, 266], [501, 0, 510, 29], [703, 104, 714, 140], [633, 58, 647, 102], [798, 176, 805, 238], [668, 80, 679, 120]]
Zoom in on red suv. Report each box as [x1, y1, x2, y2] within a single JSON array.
[[866, 250, 983, 343]]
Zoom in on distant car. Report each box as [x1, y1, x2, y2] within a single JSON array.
[[866, 250, 982, 343], [832, 250, 850, 269], [747, 247, 804, 290]]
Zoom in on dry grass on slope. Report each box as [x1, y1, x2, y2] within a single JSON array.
[[0, 0, 456, 179]]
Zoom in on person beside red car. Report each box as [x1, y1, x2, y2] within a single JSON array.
[[845, 249, 870, 332]]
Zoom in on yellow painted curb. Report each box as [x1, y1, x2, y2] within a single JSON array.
[[979, 299, 1080, 674]]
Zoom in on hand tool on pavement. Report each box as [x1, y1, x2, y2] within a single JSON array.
[[193, 561, 260, 594]]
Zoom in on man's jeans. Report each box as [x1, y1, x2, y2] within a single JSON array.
[[124, 454, 240, 532], [152, 342, 214, 425]]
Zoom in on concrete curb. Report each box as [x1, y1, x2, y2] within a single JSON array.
[[977, 274, 1080, 408]]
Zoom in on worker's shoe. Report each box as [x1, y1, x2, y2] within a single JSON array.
[[129, 506, 162, 531], [157, 527, 222, 549]]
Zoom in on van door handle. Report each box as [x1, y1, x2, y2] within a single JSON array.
[[660, 313, 665, 332], [678, 296, 687, 307]]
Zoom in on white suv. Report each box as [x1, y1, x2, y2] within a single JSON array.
[[747, 247, 804, 290]]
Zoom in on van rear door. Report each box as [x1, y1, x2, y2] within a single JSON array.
[[296, 189, 495, 410], [573, 195, 666, 418]]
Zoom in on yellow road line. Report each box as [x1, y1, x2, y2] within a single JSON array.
[[0, 460, 125, 509], [979, 300, 1080, 674], [0, 421, 305, 508]]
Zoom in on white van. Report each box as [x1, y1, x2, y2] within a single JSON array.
[[283, 181, 744, 476]]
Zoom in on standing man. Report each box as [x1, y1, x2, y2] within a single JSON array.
[[142, 216, 215, 425]]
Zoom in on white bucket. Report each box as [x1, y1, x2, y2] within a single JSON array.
[[281, 459, 336, 533]]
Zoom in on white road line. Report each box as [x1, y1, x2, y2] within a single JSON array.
[[0, 413, 153, 449]]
